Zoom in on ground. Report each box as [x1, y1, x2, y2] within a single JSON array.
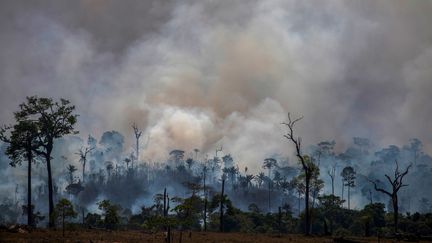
[[0, 229, 416, 243]]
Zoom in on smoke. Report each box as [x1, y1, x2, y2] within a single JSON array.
[[1, 0, 432, 209]]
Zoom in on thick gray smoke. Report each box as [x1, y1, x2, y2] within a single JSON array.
[[1, 1, 432, 215]]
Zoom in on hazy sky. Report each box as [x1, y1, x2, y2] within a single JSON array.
[[1, 0, 431, 170]]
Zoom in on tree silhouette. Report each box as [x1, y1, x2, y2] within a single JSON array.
[[255, 172, 265, 188], [282, 113, 314, 235], [106, 161, 114, 179], [54, 198, 77, 236], [263, 158, 277, 212], [13, 96, 78, 228], [0, 120, 40, 227], [341, 166, 356, 209], [76, 146, 93, 183], [131, 123, 142, 166], [222, 166, 238, 189], [66, 164, 77, 184], [368, 160, 412, 234], [327, 163, 337, 197]]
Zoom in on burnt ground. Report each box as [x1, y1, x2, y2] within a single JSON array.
[[0, 229, 412, 243]]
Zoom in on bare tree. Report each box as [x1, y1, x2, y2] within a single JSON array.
[[369, 160, 412, 234], [327, 163, 336, 196], [282, 113, 314, 235], [76, 146, 94, 183], [132, 123, 142, 167]]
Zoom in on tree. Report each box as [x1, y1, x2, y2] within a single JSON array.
[[318, 194, 345, 235], [97, 199, 120, 229], [185, 158, 194, 170], [76, 146, 93, 183], [15, 96, 78, 228], [255, 172, 265, 188], [66, 164, 77, 184], [327, 163, 337, 197], [341, 166, 356, 209], [220, 173, 226, 232], [368, 160, 412, 234], [282, 113, 314, 235], [222, 154, 234, 168], [169, 149, 185, 164], [106, 161, 113, 179], [131, 123, 142, 166], [0, 120, 40, 227], [54, 198, 77, 236], [222, 166, 238, 189], [263, 158, 277, 212]]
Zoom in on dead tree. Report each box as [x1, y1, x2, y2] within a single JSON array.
[[76, 146, 94, 183], [327, 163, 336, 196], [219, 174, 226, 232], [132, 123, 142, 166], [282, 113, 314, 235], [369, 160, 412, 234], [215, 146, 223, 157]]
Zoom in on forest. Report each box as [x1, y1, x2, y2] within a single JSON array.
[[0, 96, 431, 242]]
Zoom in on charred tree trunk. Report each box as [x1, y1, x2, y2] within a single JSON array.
[[348, 186, 351, 210], [369, 161, 411, 235], [283, 113, 313, 235], [219, 177, 225, 232], [393, 194, 398, 234], [46, 143, 55, 228], [304, 172, 311, 235], [26, 148, 33, 227]]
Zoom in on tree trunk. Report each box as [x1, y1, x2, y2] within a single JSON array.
[[203, 173, 207, 231], [393, 194, 398, 234], [268, 170, 271, 212], [341, 181, 344, 202], [163, 188, 167, 216], [268, 183, 271, 212], [219, 178, 225, 232], [305, 173, 311, 235], [298, 191, 301, 216], [62, 207, 65, 237], [47, 152, 55, 228], [348, 187, 350, 210], [82, 161, 86, 183], [27, 150, 33, 227], [136, 138, 139, 163], [331, 178, 334, 196]]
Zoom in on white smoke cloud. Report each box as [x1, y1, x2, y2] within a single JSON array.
[[0, 0, 431, 172]]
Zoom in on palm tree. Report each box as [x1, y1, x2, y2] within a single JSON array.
[[255, 172, 265, 188], [222, 166, 238, 189], [263, 158, 277, 176], [66, 164, 77, 184], [245, 174, 255, 189], [263, 158, 277, 212], [76, 146, 94, 183]]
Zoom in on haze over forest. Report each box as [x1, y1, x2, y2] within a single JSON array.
[[0, 0, 431, 233]]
